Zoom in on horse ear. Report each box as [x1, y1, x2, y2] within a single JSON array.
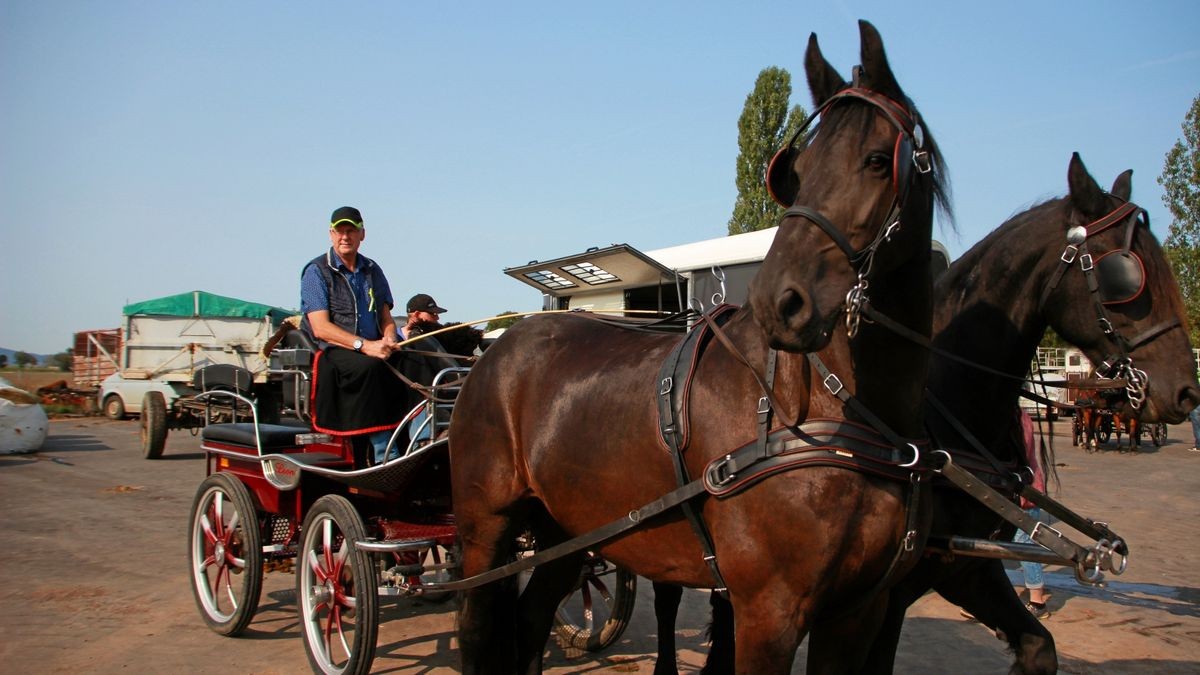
[[856, 20, 903, 100], [805, 32, 845, 107], [766, 147, 799, 207], [1067, 152, 1108, 219], [1110, 169, 1133, 202]]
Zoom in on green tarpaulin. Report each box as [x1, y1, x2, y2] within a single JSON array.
[[122, 291, 295, 323]]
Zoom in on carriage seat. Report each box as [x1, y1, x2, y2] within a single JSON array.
[[194, 364, 255, 395], [202, 422, 321, 454]]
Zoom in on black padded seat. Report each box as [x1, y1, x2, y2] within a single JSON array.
[[202, 422, 312, 451]]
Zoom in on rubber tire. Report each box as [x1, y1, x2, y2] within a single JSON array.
[[141, 391, 168, 459], [103, 395, 126, 420], [1151, 422, 1167, 447], [552, 558, 637, 653], [1098, 418, 1112, 445], [297, 495, 378, 675], [188, 473, 263, 636]]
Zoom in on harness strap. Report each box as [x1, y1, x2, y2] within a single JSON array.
[[924, 390, 1013, 481]]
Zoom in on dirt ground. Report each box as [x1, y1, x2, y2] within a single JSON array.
[[0, 417, 1197, 673]]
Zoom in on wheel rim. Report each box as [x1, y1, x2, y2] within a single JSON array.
[[191, 486, 251, 622], [299, 513, 361, 673]]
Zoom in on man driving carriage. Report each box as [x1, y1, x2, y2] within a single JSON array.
[[300, 206, 422, 463]]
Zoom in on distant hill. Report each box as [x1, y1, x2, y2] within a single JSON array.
[[0, 347, 53, 366]]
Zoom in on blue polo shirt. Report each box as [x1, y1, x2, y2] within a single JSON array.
[[300, 249, 394, 340]]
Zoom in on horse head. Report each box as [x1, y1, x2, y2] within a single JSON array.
[[750, 20, 947, 352], [1040, 152, 1200, 422]]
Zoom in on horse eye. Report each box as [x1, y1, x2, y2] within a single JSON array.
[[866, 153, 890, 173]]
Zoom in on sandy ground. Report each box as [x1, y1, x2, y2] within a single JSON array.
[[0, 416, 1197, 673]]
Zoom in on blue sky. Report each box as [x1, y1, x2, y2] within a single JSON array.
[[2, 1, 1198, 353]]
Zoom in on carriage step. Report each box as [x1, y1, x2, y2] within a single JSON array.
[[356, 537, 438, 553]]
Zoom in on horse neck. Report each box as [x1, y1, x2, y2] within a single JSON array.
[[929, 202, 1064, 449]]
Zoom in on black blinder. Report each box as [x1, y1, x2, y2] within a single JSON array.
[[1095, 250, 1145, 305]]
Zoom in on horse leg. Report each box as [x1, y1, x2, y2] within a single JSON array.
[[731, 595, 809, 673], [651, 582, 683, 675], [458, 515, 521, 675], [935, 559, 1057, 675], [805, 593, 890, 674], [702, 591, 735, 675], [516, 549, 586, 675]]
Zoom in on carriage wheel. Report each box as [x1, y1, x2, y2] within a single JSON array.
[[1152, 422, 1168, 447], [297, 495, 378, 675], [1071, 416, 1082, 446], [188, 473, 264, 636], [552, 553, 637, 652], [1097, 417, 1113, 445], [141, 391, 168, 459]]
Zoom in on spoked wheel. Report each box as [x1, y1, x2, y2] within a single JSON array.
[[1151, 422, 1168, 447], [188, 473, 263, 636], [297, 495, 378, 675], [1097, 417, 1113, 445], [552, 552, 637, 652], [1071, 416, 1082, 447]]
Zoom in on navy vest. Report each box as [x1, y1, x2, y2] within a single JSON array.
[[300, 250, 389, 349]]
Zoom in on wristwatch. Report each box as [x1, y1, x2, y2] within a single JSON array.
[[353, 338, 364, 352]]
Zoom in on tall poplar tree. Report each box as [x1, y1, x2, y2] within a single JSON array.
[[1157, 93, 1200, 351], [728, 67, 808, 235]]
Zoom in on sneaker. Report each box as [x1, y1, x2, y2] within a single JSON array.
[[1188, 447, 1200, 453], [1025, 601, 1051, 619]]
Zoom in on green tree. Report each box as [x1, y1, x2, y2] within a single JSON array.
[[485, 311, 522, 333], [1158, 93, 1200, 349], [50, 349, 73, 372], [0, 354, 7, 368], [728, 67, 808, 235], [14, 351, 36, 368]]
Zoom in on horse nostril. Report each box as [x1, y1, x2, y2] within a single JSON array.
[[777, 287, 810, 324]]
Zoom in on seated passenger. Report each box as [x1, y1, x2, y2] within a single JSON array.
[[300, 206, 420, 464]]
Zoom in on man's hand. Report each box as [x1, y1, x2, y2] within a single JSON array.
[[362, 339, 394, 360]]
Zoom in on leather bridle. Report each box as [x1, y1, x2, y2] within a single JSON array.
[[1038, 200, 1180, 410]]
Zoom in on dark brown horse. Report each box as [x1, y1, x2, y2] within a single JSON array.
[[661, 154, 1200, 674], [448, 20, 949, 674]]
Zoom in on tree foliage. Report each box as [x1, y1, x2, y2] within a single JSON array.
[[485, 311, 523, 333], [50, 349, 73, 372], [14, 351, 36, 368], [1157, 93, 1200, 349], [728, 67, 808, 235]]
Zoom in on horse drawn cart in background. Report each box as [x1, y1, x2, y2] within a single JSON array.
[[187, 325, 636, 674]]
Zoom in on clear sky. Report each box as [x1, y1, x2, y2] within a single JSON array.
[[2, 1, 1197, 354]]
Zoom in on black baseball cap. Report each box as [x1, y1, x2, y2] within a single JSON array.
[[330, 206, 364, 229], [407, 293, 447, 314]]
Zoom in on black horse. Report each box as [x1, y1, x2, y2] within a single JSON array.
[[659, 153, 1200, 674]]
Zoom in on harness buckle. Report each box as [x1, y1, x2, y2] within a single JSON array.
[[659, 376, 673, 396], [912, 150, 932, 175], [1079, 253, 1094, 272], [709, 454, 737, 487], [902, 529, 918, 552], [1097, 317, 1114, 335], [1060, 244, 1078, 264], [823, 373, 844, 397], [757, 396, 771, 415]]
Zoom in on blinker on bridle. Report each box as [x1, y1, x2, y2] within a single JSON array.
[[765, 78, 932, 338], [1041, 200, 1178, 410]]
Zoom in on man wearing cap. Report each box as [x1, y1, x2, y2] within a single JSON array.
[[401, 293, 448, 339], [300, 206, 412, 463]]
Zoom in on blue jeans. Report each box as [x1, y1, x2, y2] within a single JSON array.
[[1189, 405, 1200, 447], [370, 429, 397, 464], [1013, 507, 1045, 590]]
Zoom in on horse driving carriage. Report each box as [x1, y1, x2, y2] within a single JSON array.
[[187, 323, 636, 674], [1072, 387, 1169, 452]]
